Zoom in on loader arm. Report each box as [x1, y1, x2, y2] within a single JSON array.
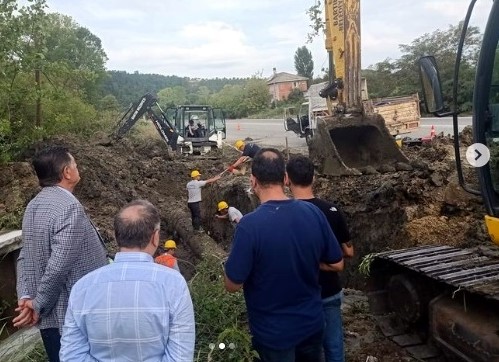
[[115, 93, 179, 150]]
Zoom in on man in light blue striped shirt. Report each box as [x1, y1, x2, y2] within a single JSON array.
[[60, 200, 195, 362]]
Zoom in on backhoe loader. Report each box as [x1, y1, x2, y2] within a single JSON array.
[[114, 93, 226, 155], [308, 0, 411, 176], [367, 1, 499, 360]]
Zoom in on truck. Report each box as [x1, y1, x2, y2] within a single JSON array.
[[362, 93, 421, 136], [285, 79, 420, 146], [284, 81, 329, 145], [368, 1, 499, 360], [114, 93, 226, 155]]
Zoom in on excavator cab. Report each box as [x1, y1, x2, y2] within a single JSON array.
[[367, 3, 499, 361], [166, 105, 226, 155]]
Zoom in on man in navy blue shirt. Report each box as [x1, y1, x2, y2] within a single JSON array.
[[287, 155, 354, 362], [228, 140, 261, 175], [224, 148, 344, 362]]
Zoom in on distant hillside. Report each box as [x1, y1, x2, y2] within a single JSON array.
[[99, 70, 248, 106]]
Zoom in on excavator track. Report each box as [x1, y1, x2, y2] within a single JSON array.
[[368, 245, 499, 361]]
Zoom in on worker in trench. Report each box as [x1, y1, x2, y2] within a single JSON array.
[[227, 139, 261, 175], [214, 200, 243, 227], [155, 239, 180, 272], [187, 169, 221, 233]]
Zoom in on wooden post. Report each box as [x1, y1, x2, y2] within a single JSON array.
[[285, 137, 289, 160], [35, 68, 42, 127]]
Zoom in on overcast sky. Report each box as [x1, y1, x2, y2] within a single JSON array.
[[44, 0, 494, 79]]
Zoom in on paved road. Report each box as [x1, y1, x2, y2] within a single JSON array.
[[414, 116, 472, 138], [224, 116, 472, 150], [225, 118, 308, 151]]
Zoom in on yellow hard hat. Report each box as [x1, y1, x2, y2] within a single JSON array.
[[164, 239, 177, 249], [191, 170, 201, 178], [217, 201, 229, 211], [234, 140, 245, 150]]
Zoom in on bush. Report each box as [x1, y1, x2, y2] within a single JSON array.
[[189, 255, 257, 361]]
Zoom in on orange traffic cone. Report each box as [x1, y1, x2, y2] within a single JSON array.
[[430, 125, 436, 138]]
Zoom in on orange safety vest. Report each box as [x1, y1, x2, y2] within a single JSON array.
[[155, 253, 177, 269]]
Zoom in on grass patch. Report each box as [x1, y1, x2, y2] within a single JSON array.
[[189, 255, 256, 361], [21, 343, 47, 362]]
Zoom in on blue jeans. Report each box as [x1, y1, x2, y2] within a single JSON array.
[[188, 202, 201, 230], [323, 291, 344, 362], [40, 328, 61, 362], [253, 328, 324, 362]]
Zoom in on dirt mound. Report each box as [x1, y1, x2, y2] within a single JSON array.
[[0, 133, 487, 287], [0, 133, 487, 286], [312, 140, 486, 288], [0, 132, 490, 361]]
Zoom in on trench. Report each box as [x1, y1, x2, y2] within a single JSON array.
[[192, 174, 414, 291]]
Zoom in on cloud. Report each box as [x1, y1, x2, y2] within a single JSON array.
[[41, 0, 495, 77], [105, 21, 265, 77]]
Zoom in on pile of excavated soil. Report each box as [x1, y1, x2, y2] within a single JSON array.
[[312, 135, 487, 290], [0, 130, 490, 361]]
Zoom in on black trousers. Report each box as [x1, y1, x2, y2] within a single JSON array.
[[188, 202, 201, 230], [40, 328, 61, 362]]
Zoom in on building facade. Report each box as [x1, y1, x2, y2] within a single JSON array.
[[267, 68, 308, 102]]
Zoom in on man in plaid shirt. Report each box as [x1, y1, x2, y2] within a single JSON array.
[[13, 146, 108, 362], [60, 200, 195, 361]]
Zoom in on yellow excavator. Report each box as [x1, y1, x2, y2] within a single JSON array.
[[308, 0, 410, 176], [368, 1, 499, 361]]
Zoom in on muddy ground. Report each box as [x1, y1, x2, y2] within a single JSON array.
[[0, 127, 489, 361]]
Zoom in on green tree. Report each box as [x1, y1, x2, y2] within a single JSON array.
[[98, 94, 120, 111], [395, 22, 482, 111], [211, 84, 246, 118], [0, 0, 110, 161], [362, 59, 400, 98], [242, 78, 270, 114], [294, 46, 314, 80], [42, 13, 108, 103], [157, 86, 188, 108], [195, 86, 212, 105], [287, 88, 304, 103]]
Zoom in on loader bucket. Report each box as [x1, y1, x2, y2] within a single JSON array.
[[308, 113, 409, 176]]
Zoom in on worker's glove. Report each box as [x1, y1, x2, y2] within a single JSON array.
[[227, 165, 235, 172]]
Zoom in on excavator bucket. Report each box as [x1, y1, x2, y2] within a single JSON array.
[[308, 112, 409, 176]]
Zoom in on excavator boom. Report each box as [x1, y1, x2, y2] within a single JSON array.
[[324, 0, 361, 109], [309, 0, 410, 176]]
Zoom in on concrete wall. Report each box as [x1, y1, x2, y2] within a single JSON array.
[[0, 231, 42, 361]]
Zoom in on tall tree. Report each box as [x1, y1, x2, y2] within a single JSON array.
[[395, 22, 482, 111], [0, 0, 110, 161], [157, 86, 188, 108], [242, 78, 270, 114], [294, 46, 314, 80]]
